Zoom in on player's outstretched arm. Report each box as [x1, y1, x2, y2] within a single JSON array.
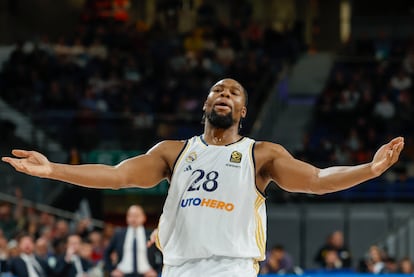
[[1, 141, 181, 189], [257, 137, 404, 194]]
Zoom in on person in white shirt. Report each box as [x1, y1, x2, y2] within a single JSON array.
[[104, 205, 161, 277], [9, 235, 53, 277]]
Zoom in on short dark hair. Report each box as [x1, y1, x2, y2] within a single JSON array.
[[209, 79, 249, 106]]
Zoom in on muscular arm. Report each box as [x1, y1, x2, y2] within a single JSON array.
[[2, 141, 184, 189], [255, 137, 404, 194]]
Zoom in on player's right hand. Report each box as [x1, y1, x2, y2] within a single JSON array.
[[147, 228, 158, 248], [1, 149, 52, 178]]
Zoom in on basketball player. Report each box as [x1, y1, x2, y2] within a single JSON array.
[[2, 79, 404, 277]]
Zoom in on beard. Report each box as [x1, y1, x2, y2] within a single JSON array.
[[205, 109, 234, 129]]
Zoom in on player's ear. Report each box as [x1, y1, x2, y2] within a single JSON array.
[[241, 106, 247, 118], [203, 101, 207, 111]]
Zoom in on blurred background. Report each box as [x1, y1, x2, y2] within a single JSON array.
[[0, 0, 414, 275]]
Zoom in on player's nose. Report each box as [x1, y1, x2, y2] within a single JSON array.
[[220, 88, 230, 97]]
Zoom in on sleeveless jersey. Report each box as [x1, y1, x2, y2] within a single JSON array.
[[156, 135, 267, 266]]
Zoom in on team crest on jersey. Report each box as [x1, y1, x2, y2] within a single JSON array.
[[230, 151, 242, 163], [185, 151, 197, 163]]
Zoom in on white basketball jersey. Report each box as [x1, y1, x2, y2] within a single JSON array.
[[156, 135, 267, 267]]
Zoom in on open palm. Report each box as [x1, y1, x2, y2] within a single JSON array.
[[1, 150, 52, 178]]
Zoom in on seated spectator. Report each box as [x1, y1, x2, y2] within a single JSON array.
[[260, 244, 294, 275], [365, 245, 385, 274], [79, 239, 103, 276], [400, 257, 414, 274], [88, 231, 104, 264], [54, 234, 93, 277], [52, 219, 70, 257], [35, 237, 57, 269], [390, 68, 412, 92], [322, 247, 343, 270], [314, 230, 352, 268], [383, 256, 398, 273], [87, 39, 108, 60], [0, 235, 9, 274], [0, 202, 20, 240], [373, 94, 395, 121], [9, 234, 54, 277]]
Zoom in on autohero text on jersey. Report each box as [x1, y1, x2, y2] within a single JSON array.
[[180, 197, 235, 212]]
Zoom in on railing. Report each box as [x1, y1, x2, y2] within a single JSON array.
[[377, 214, 414, 263], [0, 191, 104, 228]]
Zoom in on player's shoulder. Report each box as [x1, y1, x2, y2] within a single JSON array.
[[253, 140, 291, 162], [152, 139, 187, 149], [147, 140, 187, 156], [147, 140, 188, 169], [254, 140, 288, 154]]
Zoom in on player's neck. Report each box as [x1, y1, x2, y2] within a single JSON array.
[[203, 125, 241, 145]]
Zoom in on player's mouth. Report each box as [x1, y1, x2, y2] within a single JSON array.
[[214, 101, 231, 112]]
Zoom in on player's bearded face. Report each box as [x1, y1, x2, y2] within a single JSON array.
[[206, 109, 234, 129]]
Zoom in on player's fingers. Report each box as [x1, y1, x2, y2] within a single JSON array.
[[394, 142, 404, 159], [390, 136, 404, 144], [386, 137, 403, 151], [1, 157, 11, 163], [6, 158, 26, 172], [1, 157, 21, 165], [11, 149, 31, 158], [398, 141, 405, 152], [392, 142, 404, 155]]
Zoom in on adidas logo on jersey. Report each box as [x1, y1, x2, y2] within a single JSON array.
[[184, 165, 192, 172]]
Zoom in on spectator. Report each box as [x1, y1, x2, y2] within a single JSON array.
[[79, 240, 104, 277], [373, 94, 395, 122], [400, 257, 414, 274], [104, 205, 162, 277], [215, 38, 235, 68], [52, 219, 70, 257], [383, 257, 398, 273], [35, 236, 57, 269], [365, 245, 385, 274], [0, 202, 19, 240], [54, 234, 93, 277], [87, 39, 108, 60], [0, 235, 9, 274], [260, 245, 294, 275], [314, 230, 352, 269], [390, 69, 412, 92], [8, 235, 54, 277], [88, 231, 104, 265], [322, 247, 343, 270]]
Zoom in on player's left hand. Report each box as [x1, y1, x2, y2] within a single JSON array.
[[371, 137, 404, 176]]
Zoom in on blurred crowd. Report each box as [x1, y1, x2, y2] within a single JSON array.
[[1, 197, 413, 276], [296, 33, 414, 169], [260, 230, 414, 275], [289, 33, 414, 201], [0, 7, 300, 151], [0, 198, 163, 276]]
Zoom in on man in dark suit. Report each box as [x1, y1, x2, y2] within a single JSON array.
[[54, 234, 92, 277], [104, 205, 162, 277], [9, 234, 54, 277]]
